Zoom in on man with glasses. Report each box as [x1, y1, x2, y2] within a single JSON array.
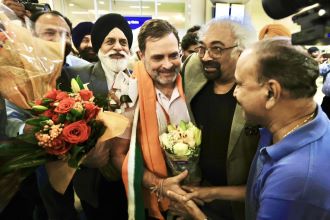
[[175, 18, 259, 220]]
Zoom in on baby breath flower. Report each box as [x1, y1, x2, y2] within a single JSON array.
[[73, 102, 84, 112]]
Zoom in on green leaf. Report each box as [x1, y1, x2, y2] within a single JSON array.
[[68, 145, 86, 168], [0, 158, 48, 174], [93, 94, 111, 110], [120, 95, 132, 103], [66, 114, 72, 122], [58, 114, 66, 123], [75, 76, 85, 90], [42, 98, 54, 105], [25, 116, 49, 127], [28, 101, 35, 107], [16, 133, 37, 145], [0, 141, 37, 156], [70, 109, 82, 118]]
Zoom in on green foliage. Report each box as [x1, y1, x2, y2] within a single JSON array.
[[25, 116, 49, 128], [93, 94, 111, 111], [75, 75, 85, 90]]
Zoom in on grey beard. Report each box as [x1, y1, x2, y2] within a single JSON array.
[[98, 50, 129, 73]]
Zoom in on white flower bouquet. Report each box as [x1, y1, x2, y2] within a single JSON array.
[[159, 121, 202, 184]]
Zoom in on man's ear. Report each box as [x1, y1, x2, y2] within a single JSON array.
[[137, 50, 143, 60], [265, 79, 281, 110], [136, 50, 142, 60]]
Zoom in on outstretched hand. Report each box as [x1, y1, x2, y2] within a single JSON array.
[[182, 185, 217, 203]]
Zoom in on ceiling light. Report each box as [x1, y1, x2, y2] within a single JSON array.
[[69, 3, 75, 7], [129, 5, 150, 9], [99, 1, 104, 5]]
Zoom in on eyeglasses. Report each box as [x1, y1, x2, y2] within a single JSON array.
[[197, 45, 238, 58]]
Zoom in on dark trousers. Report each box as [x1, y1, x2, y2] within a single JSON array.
[[38, 165, 128, 220], [0, 173, 48, 220], [80, 176, 128, 220], [36, 166, 79, 220]]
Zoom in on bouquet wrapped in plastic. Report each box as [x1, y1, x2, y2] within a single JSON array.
[[159, 121, 202, 184], [0, 6, 129, 210], [0, 3, 64, 109]]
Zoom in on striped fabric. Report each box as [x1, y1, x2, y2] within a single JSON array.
[[123, 104, 145, 220]]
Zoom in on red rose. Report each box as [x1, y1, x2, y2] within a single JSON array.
[[52, 114, 59, 123], [62, 120, 91, 144], [54, 98, 75, 114], [44, 89, 58, 100], [46, 135, 72, 155], [84, 102, 100, 122], [43, 109, 53, 118], [56, 91, 69, 101], [79, 89, 93, 101]]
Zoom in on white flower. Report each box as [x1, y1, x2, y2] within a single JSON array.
[[83, 83, 90, 90], [183, 135, 196, 148], [160, 121, 201, 157], [159, 133, 172, 149], [71, 79, 81, 93], [173, 142, 189, 156]]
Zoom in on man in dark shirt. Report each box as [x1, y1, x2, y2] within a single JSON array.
[[178, 18, 259, 220]]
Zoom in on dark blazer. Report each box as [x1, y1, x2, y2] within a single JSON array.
[[66, 62, 109, 97], [66, 61, 128, 219], [65, 62, 108, 206], [183, 53, 259, 220]]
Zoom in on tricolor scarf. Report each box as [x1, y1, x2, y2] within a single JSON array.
[[122, 61, 185, 219]]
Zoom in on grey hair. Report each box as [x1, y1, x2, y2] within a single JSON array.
[[199, 16, 257, 54]]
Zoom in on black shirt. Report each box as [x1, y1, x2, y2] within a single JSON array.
[[191, 81, 237, 220]]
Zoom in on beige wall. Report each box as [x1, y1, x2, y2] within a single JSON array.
[[39, 0, 303, 40], [203, 0, 300, 36]]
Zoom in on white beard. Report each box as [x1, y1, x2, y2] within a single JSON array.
[[98, 50, 129, 73]]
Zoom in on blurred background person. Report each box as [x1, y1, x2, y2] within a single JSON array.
[[180, 32, 199, 62], [72, 21, 98, 63], [3, 0, 31, 20], [258, 23, 291, 40], [186, 24, 201, 35], [307, 46, 330, 118]]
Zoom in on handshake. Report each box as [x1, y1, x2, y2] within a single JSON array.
[[159, 171, 245, 220]]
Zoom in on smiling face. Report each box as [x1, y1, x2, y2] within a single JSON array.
[[98, 28, 130, 72], [140, 33, 181, 89], [234, 49, 268, 124], [199, 23, 240, 83], [99, 27, 130, 58]]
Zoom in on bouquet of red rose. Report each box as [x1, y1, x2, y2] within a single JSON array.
[[0, 77, 129, 210]]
